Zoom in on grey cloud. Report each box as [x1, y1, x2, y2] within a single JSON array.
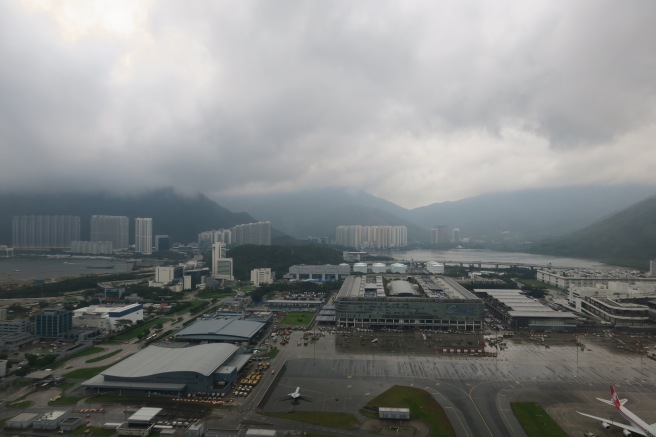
[[1, 1, 655, 206]]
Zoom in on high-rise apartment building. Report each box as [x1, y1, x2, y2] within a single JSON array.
[[134, 218, 153, 255], [335, 225, 407, 249], [452, 227, 461, 243], [198, 229, 232, 250], [71, 241, 113, 254], [232, 221, 271, 246], [12, 215, 80, 249], [90, 215, 129, 250], [212, 242, 233, 280], [430, 225, 461, 244]]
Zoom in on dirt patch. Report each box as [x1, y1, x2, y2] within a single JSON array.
[[26, 387, 62, 407]]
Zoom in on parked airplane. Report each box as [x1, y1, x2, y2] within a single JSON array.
[[279, 387, 311, 412], [578, 385, 656, 437], [284, 387, 310, 404]]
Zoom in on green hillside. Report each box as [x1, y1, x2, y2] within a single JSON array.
[[532, 195, 656, 269], [229, 244, 343, 280]]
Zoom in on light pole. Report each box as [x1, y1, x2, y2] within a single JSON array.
[[575, 334, 580, 378]]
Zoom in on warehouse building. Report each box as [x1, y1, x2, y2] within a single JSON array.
[[335, 276, 483, 330], [73, 303, 143, 333], [82, 343, 251, 396], [577, 296, 651, 327], [475, 289, 577, 331], [174, 317, 267, 344], [117, 407, 161, 436], [286, 264, 350, 281], [379, 407, 411, 420], [33, 411, 67, 431], [5, 412, 38, 430]]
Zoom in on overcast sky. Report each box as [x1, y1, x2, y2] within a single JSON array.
[[1, 1, 655, 209]]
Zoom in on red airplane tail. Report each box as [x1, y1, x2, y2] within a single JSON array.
[[610, 385, 621, 410]]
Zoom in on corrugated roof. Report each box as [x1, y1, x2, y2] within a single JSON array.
[[8, 413, 38, 423], [128, 407, 162, 423], [508, 311, 577, 318], [176, 318, 264, 340], [101, 344, 239, 379]]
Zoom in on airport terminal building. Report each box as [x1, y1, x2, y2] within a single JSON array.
[[334, 276, 484, 330], [82, 343, 250, 395]]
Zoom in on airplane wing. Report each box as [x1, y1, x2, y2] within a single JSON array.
[[577, 412, 646, 436], [278, 394, 312, 403], [596, 397, 628, 407]]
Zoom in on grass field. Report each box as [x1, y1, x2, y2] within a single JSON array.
[[511, 402, 569, 437], [364, 385, 457, 437], [517, 279, 548, 288], [196, 289, 236, 299], [264, 412, 359, 429], [85, 349, 123, 363], [68, 427, 116, 436], [6, 400, 32, 409], [113, 317, 171, 341], [63, 365, 113, 381], [48, 396, 81, 406], [278, 312, 315, 327], [52, 346, 105, 369]]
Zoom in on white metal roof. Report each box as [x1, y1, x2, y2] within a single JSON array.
[[128, 407, 162, 424], [101, 343, 239, 379]]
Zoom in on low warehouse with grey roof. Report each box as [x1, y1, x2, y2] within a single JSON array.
[[174, 318, 266, 343]]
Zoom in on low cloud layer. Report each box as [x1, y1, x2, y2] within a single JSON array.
[[1, 0, 655, 208]]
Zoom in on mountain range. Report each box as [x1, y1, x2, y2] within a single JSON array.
[[2, 185, 656, 268], [217, 185, 656, 242], [531, 194, 656, 269]]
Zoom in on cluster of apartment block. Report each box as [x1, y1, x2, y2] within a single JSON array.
[[335, 225, 407, 249], [10, 215, 156, 254], [197, 221, 272, 249], [430, 224, 461, 244]]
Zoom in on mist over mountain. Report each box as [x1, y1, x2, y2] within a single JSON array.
[[0, 189, 255, 245], [531, 195, 656, 269], [218, 185, 656, 242], [217, 188, 427, 242], [2, 185, 655, 252], [408, 185, 656, 240]]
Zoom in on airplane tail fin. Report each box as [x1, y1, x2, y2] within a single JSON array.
[[610, 385, 622, 410]]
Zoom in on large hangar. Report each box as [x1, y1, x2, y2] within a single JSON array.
[[335, 275, 484, 330], [82, 343, 250, 395]]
